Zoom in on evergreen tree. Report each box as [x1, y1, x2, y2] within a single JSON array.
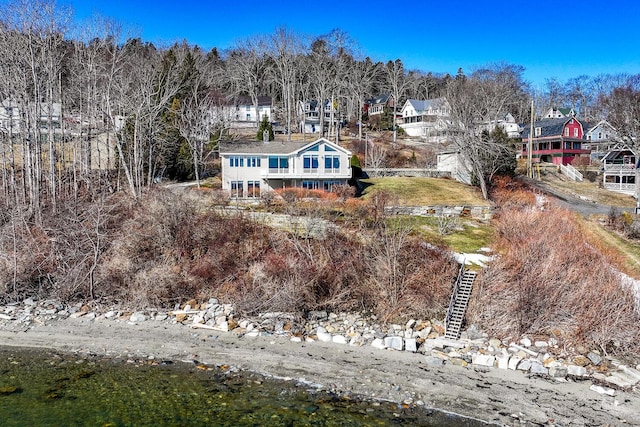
[[256, 115, 274, 141]]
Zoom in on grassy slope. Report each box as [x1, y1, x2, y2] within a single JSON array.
[[360, 177, 491, 206], [359, 175, 640, 267], [360, 177, 494, 253]]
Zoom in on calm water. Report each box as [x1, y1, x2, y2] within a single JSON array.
[[0, 347, 488, 426]]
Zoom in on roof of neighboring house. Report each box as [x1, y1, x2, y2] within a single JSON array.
[[584, 119, 617, 135], [219, 137, 351, 156], [366, 94, 391, 105], [230, 95, 272, 107], [521, 117, 581, 139], [402, 98, 449, 114], [601, 142, 636, 162]]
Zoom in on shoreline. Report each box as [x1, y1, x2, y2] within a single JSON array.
[[1, 313, 639, 425]]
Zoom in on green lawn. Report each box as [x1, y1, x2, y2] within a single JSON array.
[[360, 177, 490, 206]]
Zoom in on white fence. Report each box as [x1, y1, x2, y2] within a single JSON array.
[[559, 163, 583, 182]]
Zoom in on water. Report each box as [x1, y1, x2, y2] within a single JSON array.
[[0, 347, 489, 426]]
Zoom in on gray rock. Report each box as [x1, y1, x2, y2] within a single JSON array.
[[529, 361, 548, 375], [384, 336, 404, 351], [549, 366, 567, 378], [472, 354, 495, 367], [517, 359, 532, 371], [587, 351, 602, 366], [404, 338, 417, 353], [567, 365, 588, 377], [129, 312, 146, 323]]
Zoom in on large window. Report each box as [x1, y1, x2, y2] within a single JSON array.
[[303, 155, 319, 173], [230, 181, 243, 197], [324, 155, 340, 173], [268, 156, 289, 173], [302, 180, 319, 189], [247, 181, 260, 197], [323, 180, 342, 191]]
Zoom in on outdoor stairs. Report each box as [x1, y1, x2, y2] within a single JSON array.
[[444, 268, 477, 340]]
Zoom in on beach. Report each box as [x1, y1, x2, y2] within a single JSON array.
[[1, 315, 639, 426]]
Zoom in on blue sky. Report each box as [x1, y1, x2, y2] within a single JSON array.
[[69, 0, 640, 89]]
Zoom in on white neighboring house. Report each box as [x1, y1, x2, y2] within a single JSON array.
[[543, 106, 575, 119], [0, 98, 62, 134], [584, 119, 619, 160], [298, 100, 340, 134], [398, 98, 451, 140], [220, 137, 352, 197], [209, 96, 272, 130], [478, 112, 521, 138]]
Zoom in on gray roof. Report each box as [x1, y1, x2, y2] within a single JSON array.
[[521, 117, 580, 139], [219, 138, 351, 156], [405, 98, 448, 113], [220, 140, 309, 155]]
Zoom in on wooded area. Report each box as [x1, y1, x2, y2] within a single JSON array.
[[1, 0, 640, 215]]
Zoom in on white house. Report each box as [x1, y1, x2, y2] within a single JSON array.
[[209, 96, 272, 129], [298, 100, 340, 134], [543, 106, 575, 119], [398, 98, 451, 140], [600, 143, 637, 195], [0, 98, 62, 134], [478, 112, 521, 138], [219, 137, 352, 197]]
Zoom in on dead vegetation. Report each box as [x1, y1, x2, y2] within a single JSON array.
[[2, 177, 639, 357], [469, 177, 640, 355]]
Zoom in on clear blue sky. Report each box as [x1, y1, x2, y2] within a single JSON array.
[[69, 0, 640, 89]]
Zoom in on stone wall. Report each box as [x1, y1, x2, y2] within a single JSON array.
[[388, 205, 494, 220]]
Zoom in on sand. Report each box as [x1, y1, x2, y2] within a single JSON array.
[[1, 316, 639, 426]]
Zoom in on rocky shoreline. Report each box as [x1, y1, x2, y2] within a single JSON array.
[[2, 297, 640, 425]]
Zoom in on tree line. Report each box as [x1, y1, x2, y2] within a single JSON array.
[[1, 0, 640, 216]]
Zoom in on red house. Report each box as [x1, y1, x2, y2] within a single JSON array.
[[521, 117, 591, 165]]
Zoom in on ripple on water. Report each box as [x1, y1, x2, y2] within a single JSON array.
[[0, 346, 489, 426]]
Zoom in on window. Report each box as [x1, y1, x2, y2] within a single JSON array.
[[229, 156, 244, 167], [324, 155, 340, 173], [247, 156, 261, 167], [247, 181, 260, 197], [564, 128, 569, 136], [230, 181, 243, 197], [534, 127, 541, 136], [302, 180, 319, 189], [303, 155, 319, 172], [323, 180, 342, 191], [574, 128, 579, 137], [268, 156, 288, 173]]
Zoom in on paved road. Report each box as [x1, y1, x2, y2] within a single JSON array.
[[525, 177, 635, 217]]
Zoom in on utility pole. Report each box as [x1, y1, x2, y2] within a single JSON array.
[[528, 100, 534, 179]]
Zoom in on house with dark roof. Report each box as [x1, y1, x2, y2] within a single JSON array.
[[583, 120, 619, 160], [219, 137, 352, 197], [398, 98, 452, 140], [521, 117, 590, 165], [364, 94, 395, 117], [298, 100, 340, 134], [600, 143, 637, 195]]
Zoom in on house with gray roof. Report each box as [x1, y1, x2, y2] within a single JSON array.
[[219, 137, 352, 197], [398, 98, 452, 140]]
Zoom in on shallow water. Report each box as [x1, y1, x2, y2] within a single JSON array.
[[0, 347, 488, 426]]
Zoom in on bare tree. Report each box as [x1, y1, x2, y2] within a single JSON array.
[[384, 59, 408, 145]]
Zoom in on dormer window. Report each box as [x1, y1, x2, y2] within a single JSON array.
[[535, 127, 541, 136]]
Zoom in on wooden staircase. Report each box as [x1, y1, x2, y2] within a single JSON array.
[[444, 265, 477, 340]]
